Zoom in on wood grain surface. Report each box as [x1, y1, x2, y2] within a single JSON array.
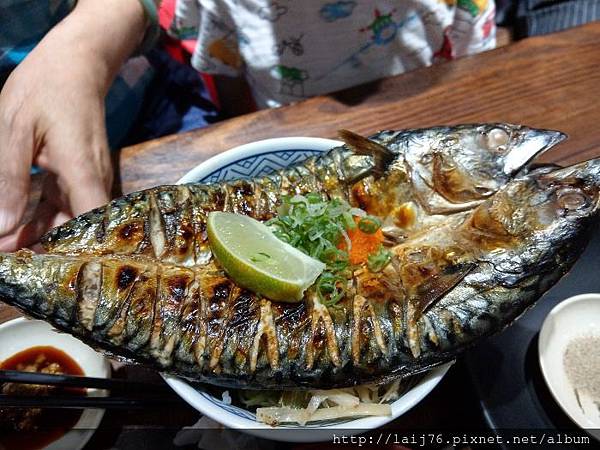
[[118, 22, 600, 194], [0, 304, 18, 324], [2, 23, 600, 326]]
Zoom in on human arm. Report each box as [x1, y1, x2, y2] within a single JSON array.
[[0, 0, 150, 250]]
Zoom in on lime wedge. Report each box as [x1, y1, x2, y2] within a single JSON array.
[[207, 212, 325, 302]]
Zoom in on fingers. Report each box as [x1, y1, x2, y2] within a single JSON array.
[[0, 24, 117, 243], [60, 143, 113, 216], [37, 116, 113, 217], [0, 172, 84, 252], [0, 199, 68, 251], [67, 169, 112, 216], [0, 102, 35, 236]]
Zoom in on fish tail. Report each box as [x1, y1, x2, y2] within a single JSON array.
[[0, 251, 203, 370], [0, 251, 86, 329]]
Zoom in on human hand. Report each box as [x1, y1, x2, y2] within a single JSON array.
[[0, 0, 148, 251], [0, 28, 113, 250]]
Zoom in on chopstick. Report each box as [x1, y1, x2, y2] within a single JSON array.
[[0, 395, 187, 410], [0, 369, 193, 409], [0, 369, 172, 393]]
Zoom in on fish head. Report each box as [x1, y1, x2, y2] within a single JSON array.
[[533, 158, 600, 223], [406, 124, 566, 206], [464, 158, 600, 252]]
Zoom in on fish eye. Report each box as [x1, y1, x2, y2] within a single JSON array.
[[485, 128, 510, 152], [557, 187, 590, 211]]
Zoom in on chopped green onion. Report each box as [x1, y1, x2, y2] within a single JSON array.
[[290, 194, 309, 205], [358, 215, 382, 234], [350, 207, 366, 217], [316, 272, 346, 307], [367, 246, 393, 272], [306, 193, 323, 203], [342, 212, 356, 230], [267, 195, 363, 265], [267, 194, 371, 305]]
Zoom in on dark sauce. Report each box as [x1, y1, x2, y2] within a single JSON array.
[[0, 346, 86, 450]]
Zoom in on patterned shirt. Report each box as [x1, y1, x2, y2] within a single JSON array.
[[170, 0, 496, 108]]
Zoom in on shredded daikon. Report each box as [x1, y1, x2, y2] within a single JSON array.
[[257, 404, 392, 427], [240, 379, 404, 426]]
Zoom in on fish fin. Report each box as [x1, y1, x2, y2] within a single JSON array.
[[338, 129, 395, 177], [414, 262, 476, 316], [405, 261, 475, 358]]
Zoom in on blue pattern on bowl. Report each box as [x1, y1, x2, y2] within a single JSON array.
[[196, 149, 323, 184]]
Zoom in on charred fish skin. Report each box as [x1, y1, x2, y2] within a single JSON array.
[[39, 152, 350, 261], [41, 124, 564, 261], [2, 159, 599, 389], [0, 252, 429, 387]]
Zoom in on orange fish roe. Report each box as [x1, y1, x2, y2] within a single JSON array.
[[339, 218, 384, 265]]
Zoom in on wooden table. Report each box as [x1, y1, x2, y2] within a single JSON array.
[[2, 21, 600, 449]]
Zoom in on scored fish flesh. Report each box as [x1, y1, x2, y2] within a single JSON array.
[[1, 125, 593, 390]]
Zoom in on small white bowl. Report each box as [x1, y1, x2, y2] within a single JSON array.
[[0, 317, 111, 450], [165, 136, 453, 442], [539, 293, 600, 440]]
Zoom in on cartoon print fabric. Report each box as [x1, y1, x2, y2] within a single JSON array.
[[171, 0, 495, 108]]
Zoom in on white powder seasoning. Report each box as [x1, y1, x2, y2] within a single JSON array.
[[563, 335, 600, 410]]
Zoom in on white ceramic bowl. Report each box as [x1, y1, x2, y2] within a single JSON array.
[[0, 317, 111, 450], [177, 137, 341, 184], [539, 293, 600, 440], [163, 137, 453, 442]]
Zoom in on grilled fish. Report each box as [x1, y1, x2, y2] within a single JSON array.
[[3, 124, 593, 390], [0, 158, 598, 388], [40, 124, 564, 263]]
